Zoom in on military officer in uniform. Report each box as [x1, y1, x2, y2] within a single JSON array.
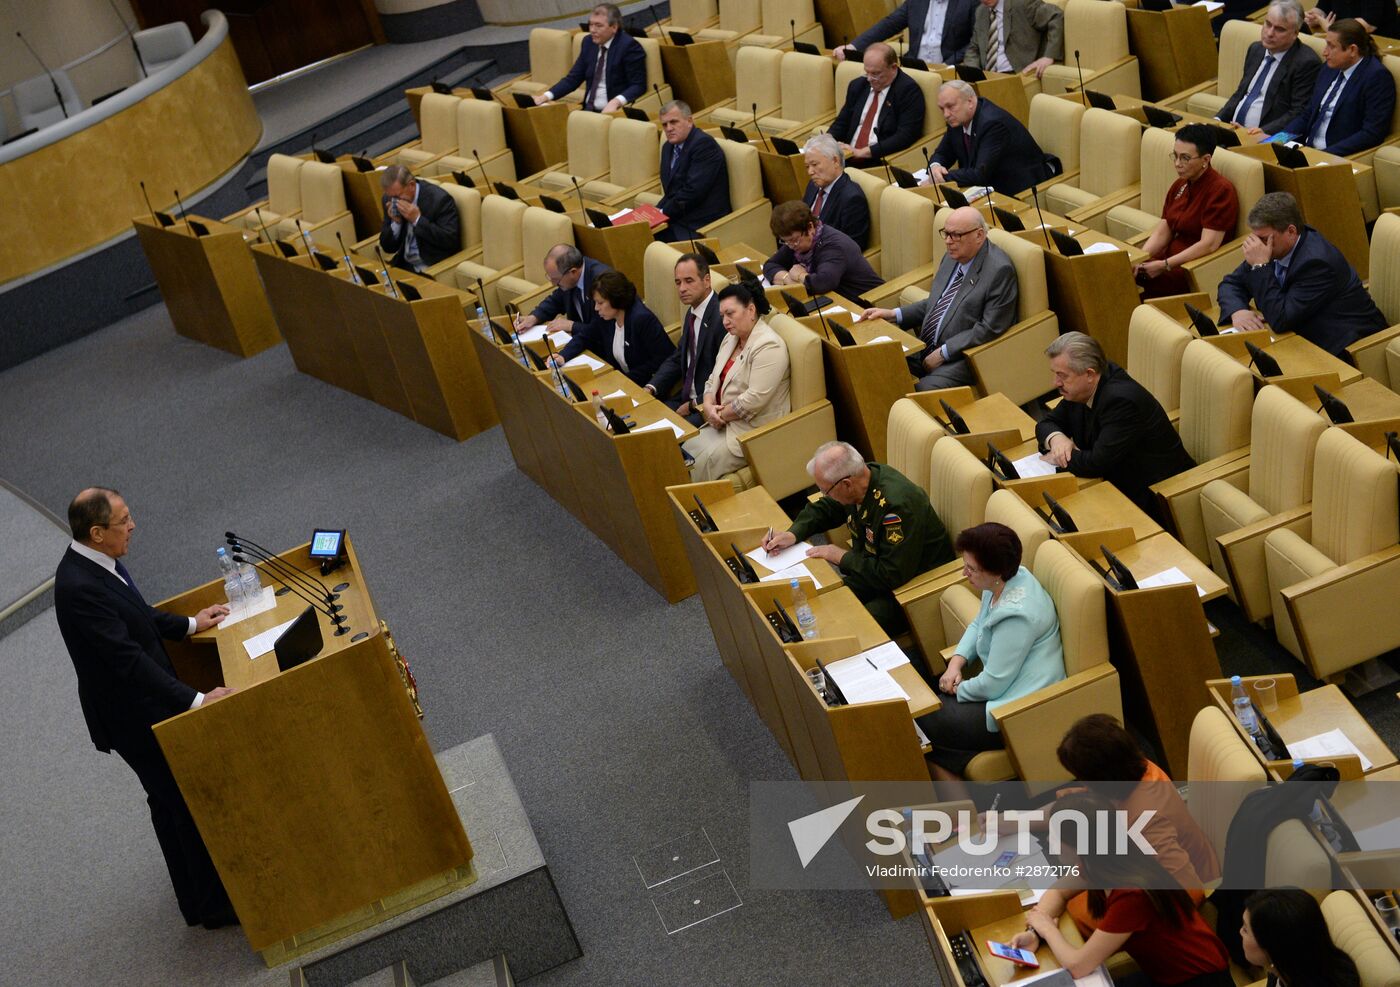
[[760, 440, 953, 636]]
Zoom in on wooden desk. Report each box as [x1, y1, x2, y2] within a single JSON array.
[[658, 39, 735, 112], [501, 101, 572, 176], [1203, 330, 1363, 387], [134, 214, 280, 358], [1126, 6, 1217, 102], [154, 538, 473, 959], [909, 388, 1038, 443]]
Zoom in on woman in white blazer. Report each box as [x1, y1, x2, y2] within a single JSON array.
[[683, 281, 792, 482]]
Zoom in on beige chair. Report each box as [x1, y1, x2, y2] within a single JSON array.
[[986, 488, 1052, 566], [654, 0, 719, 35], [864, 187, 943, 308], [1262, 427, 1400, 679], [446, 194, 534, 311], [723, 312, 837, 497], [285, 161, 356, 249], [426, 98, 517, 184], [639, 137, 774, 247], [845, 167, 887, 266], [1126, 304, 1191, 419], [1185, 705, 1266, 859], [380, 93, 461, 172], [1322, 891, 1400, 987], [1028, 93, 1087, 190], [1201, 386, 1326, 621], [935, 540, 1119, 790], [1150, 338, 1254, 561], [887, 397, 949, 497], [1040, 108, 1143, 229], [496, 28, 577, 99], [224, 153, 304, 238], [1180, 18, 1259, 119], [581, 117, 664, 205], [525, 110, 614, 191], [963, 229, 1060, 405], [1347, 212, 1400, 385], [705, 49, 835, 138], [1038, 0, 1142, 100], [696, 46, 786, 131], [695, 0, 823, 54]]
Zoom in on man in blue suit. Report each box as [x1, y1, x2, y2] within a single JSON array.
[[656, 100, 731, 242], [514, 244, 613, 342], [839, 0, 979, 65], [1217, 192, 1386, 356], [535, 3, 647, 113], [1271, 19, 1395, 155]]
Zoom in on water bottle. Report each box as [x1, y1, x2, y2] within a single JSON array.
[[217, 547, 244, 608], [475, 304, 491, 337], [592, 390, 608, 428], [792, 578, 818, 639], [1229, 675, 1258, 733], [239, 560, 262, 609]]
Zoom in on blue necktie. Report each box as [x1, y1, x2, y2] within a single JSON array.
[[1273, 260, 1287, 286], [115, 559, 145, 602], [1233, 53, 1274, 126], [1311, 73, 1344, 145]]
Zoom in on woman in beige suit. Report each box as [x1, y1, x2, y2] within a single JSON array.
[[683, 282, 792, 482]]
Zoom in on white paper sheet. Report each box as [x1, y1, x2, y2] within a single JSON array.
[[1011, 453, 1059, 478], [759, 564, 823, 589], [1137, 566, 1207, 597], [868, 334, 893, 344], [215, 586, 277, 631], [1289, 728, 1374, 771], [747, 541, 815, 572], [549, 330, 572, 347], [1083, 241, 1119, 254], [732, 256, 751, 262], [857, 640, 912, 671], [564, 353, 607, 371], [1193, 1, 1224, 10], [913, 168, 929, 183], [965, 186, 993, 201], [602, 389, 628, 400], [241, 616, 300, 661], [823, 653, 910, 703], [516, 324, 549, 343], [633, 418, 686, 438]]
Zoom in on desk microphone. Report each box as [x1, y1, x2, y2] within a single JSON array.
[[653, 82, 664, 112], [472, 149, 495, 196], [1074, 50, 1087, 107], [883, 159, 896, 188], [541, 328, 572, 395], [1029, 183, 1052, 251], [373, 246, 400, 298], [16, 32, 69, 120], [752, 103, 774, 153], [172, 188, 194, 234], [335, 231, 362, 285], [649, 4, 668, 42], [571, 176, 593, 225], [139, 180, 158, 224], [294, 217, 316, 257], [811, 294, 834, 342], [921, 146, 944, 206], [233, 553, 350, 635], [255, 207, 275, 246], [226, 533, 341, 606], [104, 0, 146, 77], [791, 18, 798, 51]]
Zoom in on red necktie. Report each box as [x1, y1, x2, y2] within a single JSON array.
[[812, 187, 827, 216], [585, 43, 608, 110], [854, 90, 882, 150]]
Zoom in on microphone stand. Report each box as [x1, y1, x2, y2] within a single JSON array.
[[227, 536, 342, 608], [1029, 184, 1052, 252], [104, 0, 146, 77], [233, 554, 350, 635], [16, 32, 68, 119]]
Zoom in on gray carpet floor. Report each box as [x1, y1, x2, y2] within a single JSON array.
[[0, 304, 929, 985]]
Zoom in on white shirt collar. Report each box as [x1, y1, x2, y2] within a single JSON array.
[[690, 290, 715, 321], [70, 540, 121, 580]]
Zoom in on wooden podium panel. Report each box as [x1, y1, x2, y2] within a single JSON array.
[[1126, 6, 1218, 102], [327, 273, 418, 419], [134, 215, 280, 358], [573, 219, 656, 288], [758, 147, 809, 204], [659, 40, 736, 112], [153, 539, 473, 956], [1043, 249, 1142, 367], [502, 102, 572, 176], [469, 330, 552, 491]]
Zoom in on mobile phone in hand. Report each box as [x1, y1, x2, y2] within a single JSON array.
[[987, 941, 1039, 968]]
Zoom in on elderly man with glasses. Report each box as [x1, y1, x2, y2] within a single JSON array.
[[860, 205, 1017, 391], [761, 441, 953, 637]]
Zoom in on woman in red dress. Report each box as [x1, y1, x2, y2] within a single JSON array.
[[1134, 123, 1240, 300]]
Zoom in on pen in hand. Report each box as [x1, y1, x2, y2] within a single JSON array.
[[764, 527, 774, 554]]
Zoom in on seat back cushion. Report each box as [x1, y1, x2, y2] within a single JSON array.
[[1033, 539, 1108, 675], [1211, 149, 1265, 238], [299, 161, 347, 221], [1030, 93, 1086, 174], [1126, 305, 1191, 412], [886, 398, 948, 492], [1179, 338, 1253, 463], [769, 312, 825, 407], [779, 50, 835, 122], [987, 228, 1048, 319], [1186, 705, 1267, 856], [458, 98, 509, 155], [986, 488, 1051, 565], [1311, 427, 1400, 565], [481, 195, 528, 269], [265, 154, 305, 214], [418, 93, 461, 153], [1248, 384, 1327, 514], [1080, 108, 1142, 198], [929, 436, 992, 537], [735, 45, 784, 115]]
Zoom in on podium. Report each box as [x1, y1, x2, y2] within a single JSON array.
[[134, 215, 280, 358], [502, 101, 571, 177], [152, 537, 474, 962], [658, 39, 735, 112], [1125, 6, 1218, 102], [572, 217, 657, 288], [1042, 247, 1142, 367], [337, 155, 386, 239], [757, 145, 809, 204]]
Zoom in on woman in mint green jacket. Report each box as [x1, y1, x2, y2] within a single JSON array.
[[916, 523, 1066, 779]]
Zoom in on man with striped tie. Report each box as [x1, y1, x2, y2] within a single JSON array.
[[962, 0, 1062, 79], [858, 206, 1018, 391]]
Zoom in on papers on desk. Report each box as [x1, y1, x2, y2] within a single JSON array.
[[1193, 0, 1224, 10], [1289, 728, 1374, 771], [602, 388, 640, 407], [747, 540, 815, 572], [1012, 453, 1059, 478], [516, 324, 549, 343], [241, 616, 299, 661], [869, 333, 918, 352], [824, 305, 849, 317], [930, 833, 1052, 904], [913, 168, 929, 183], [550, 330, 571, 348], [857, 640, 912, 671], [1082, 241, 1119, 254], [564, 353, 607, 371], [732, 256, 752, 262], [965, 186, 993, 202], [216, 586, 277, 631], [1138, 566, 1207, 597], [1016, 966, 1114, 987], [760, 563, 824, 589], [823, 653, 910, 704], [634, 417, 686, 438]]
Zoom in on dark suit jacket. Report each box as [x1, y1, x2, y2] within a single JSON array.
[[378, 180, 460, 270], [930, 97, 1050, 195], [533, 257, 613, 339], [548, 31, 648, 108], [658, 127, 732, 233], [566, 298, 676, 385], [1035, 363, 1196, 518], [763, 224, 885, 299], [851, 0, 979, 64], [1281, 54, 1396, 156], [963, 0, 1064, 72], [804, 173, 871, 250], [648, 291, 725, 403], [1217, 40, 1321, 136], [1217, 225, 1386, 356], [897, 239, 1018, 360], [827, 71, 926, 164], [54, 548, 195, 754]]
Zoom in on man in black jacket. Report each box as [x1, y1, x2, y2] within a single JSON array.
[[926, 81, 1052, 195], [828, 44, 926, 166], [839, 0, 979, 65], [657, 100, 731, 242], [379, 166, 460, 272], [514, 244, 613, 341], [645, 252, 725, 424], [54, 488, 237, 928], [800, 134, 871, 250], [1035, 333, 1195, 520], [1215, 1, 1321, 136]]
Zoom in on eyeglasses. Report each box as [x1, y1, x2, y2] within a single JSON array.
[[1168, 153, 1201, 164], [820, 475, 852, 496], [941, 228, 981, 241], [780, 232, 811, 248], [100, 514, 132, 528]]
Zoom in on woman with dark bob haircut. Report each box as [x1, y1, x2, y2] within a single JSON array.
[[578, 269, 675, 386], [1241, 888, 1360, 987], [913, 523, 1065, 779]]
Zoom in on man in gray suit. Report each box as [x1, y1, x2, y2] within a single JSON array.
[[1215, 0, 1321, 136], [962, 0, 1064, 79], [859, 207, 1018, 390]]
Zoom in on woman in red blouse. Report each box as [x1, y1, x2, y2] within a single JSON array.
[[1133, 123, 1240, 300]]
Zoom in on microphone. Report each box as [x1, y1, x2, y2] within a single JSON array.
[[16, 32, 69, 120], [225, 533, 341, 606], [1074, 50, 1087, 107], [104, 0, 146, 77], [173, 188, 193, 233], [294, 217, 316, 256], [335, 231, 363, 285], [883, 160, 896, 188], [811, 295, 834, 342], [477, 277, 526, 366], [541, 327, 572, 395], [255, 207, 275, 247], [232, 553, 350, 635], [139, 181, 158, 224], [472, 149, 495, 196], [1029, 184, 1052, 252], [752, 103, 773, 152], [791, 18, 797, 51], [921, 146, 944, 207], [572, 176, 593, 225], [650, 4, 668, 42], [373, 246, 400, 298]]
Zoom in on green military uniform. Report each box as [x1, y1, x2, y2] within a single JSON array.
[[787, 462, 953, 635]]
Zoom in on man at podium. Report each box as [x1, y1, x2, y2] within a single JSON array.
[[53, 487, 238, 929]]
